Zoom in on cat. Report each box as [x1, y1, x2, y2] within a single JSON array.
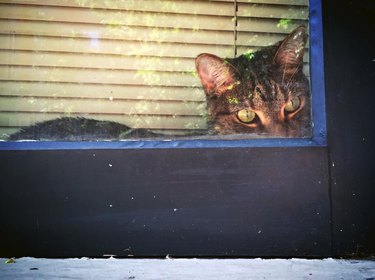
[[195, 25, 311, 138], [8, 117, 160, 141], [8, 26, 310, 141]]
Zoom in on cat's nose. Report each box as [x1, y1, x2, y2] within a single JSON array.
[[268, 122, 302, 137], [266, 122, 289, 137]]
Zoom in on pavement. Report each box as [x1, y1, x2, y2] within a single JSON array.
[[1, 257, 375, 279]]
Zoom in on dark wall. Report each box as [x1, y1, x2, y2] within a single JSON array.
[[323, 0, 375, 256], [0, 148, 331, 257]]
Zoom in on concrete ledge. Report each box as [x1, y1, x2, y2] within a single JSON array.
[[1, 258, 375, 279]]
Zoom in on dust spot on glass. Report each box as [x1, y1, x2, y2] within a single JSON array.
[[86, 31, 100, 50]]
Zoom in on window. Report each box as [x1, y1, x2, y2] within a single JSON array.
[[0, 0, 330, 257], [0, 0, 326, 146]]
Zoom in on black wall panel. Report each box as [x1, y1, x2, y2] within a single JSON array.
[[323, 0, 375, 256], [0, 148, 331, 257]]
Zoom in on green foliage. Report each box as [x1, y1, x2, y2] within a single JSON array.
[[243, 50, 255, 61], [277, 19, 293, 30]]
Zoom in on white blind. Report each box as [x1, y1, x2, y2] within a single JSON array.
[[0, 0, 309, 138]]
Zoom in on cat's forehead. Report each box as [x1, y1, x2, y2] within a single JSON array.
[[250, 90, 287, 108], [245, 78, 295, 102], [231, 45, 277, 67]]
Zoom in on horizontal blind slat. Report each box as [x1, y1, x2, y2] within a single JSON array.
[[0, 51, 198, 72], [0, 82, 205, 102], [0, 34, 235, 58], [218, 0, 307, 5], [0, 96, 206, 116], [0, 4, 235, 31], [0, 19, 235, 46], [235, 46, 309, 62], [236, 32, 309, 48], [236, 17, 308, 33], [0, 66, 201, 87], [237, 3, 308, 20], [0, 0, 235, 16], [0, 112, 207, 130]]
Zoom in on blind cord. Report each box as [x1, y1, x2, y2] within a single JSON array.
[[234, 0, 238, 57]]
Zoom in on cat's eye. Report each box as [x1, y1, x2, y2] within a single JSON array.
[[237, 109, 256, 123], [285, 97, 301, 112]]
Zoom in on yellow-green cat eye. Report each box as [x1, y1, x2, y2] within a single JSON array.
[[285, 97, 301, 112], [237, 109, 256, 123]]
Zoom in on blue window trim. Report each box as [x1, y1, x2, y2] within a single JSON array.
[[0, 0, 326, 151]]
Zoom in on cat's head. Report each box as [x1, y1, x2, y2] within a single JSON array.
[[195, 26, 311, 138]]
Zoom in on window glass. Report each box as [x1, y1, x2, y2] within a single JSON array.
[[0, 0, 310, 141]]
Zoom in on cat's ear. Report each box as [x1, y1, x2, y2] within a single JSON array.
[[195, 53, 238, 96], [274, 26, 307, 74]]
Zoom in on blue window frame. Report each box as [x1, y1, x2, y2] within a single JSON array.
[[0, 0, 325, 151]]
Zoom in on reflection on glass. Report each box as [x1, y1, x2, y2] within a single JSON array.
[[0, 0, 310, 141]]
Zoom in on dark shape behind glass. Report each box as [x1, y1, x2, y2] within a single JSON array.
[[8, 26, 310, 141]]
